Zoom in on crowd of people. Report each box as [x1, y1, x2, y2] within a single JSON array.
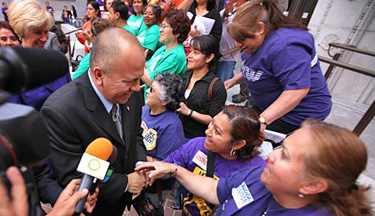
[[0, 0, 372, 216]]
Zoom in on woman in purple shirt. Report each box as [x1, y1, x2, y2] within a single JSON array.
[[224, 0, 332, 134], [137, 120, 371, 216], [145, 105, 266, 215]]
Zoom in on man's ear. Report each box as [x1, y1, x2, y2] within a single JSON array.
[[115, 11, 120, 20], [299, 178, 328, 195], [92, 66, 105, 87]]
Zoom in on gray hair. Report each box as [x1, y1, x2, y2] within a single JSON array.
[[153, 73, 185, 111]]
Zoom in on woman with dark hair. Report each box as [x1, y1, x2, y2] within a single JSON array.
[[137, 4, 162, 59], [179, 0, 222, 40], [69, 5, 77, 24], [225, 0, 332, 134], [140, 105, 266, 215], [0, 21, 20, 47], [128, 0, 147, 35], [142, 9, 191, 98], [137, 120, 372, 216], [178, 35, 226, 140], [76, 1, 100, 54]]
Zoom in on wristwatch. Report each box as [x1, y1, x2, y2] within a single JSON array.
[[259, 117, 268, 126]]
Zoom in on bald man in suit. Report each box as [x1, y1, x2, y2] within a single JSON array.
[[41, 27, 147, 216]]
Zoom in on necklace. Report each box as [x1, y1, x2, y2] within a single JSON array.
[[260, 200, 286, 216]]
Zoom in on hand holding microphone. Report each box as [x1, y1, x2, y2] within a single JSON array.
[[74, 138, 118, 214]]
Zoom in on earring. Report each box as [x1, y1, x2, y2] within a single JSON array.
[[298, 193, 304, 198], [229, 149, 236, 157]]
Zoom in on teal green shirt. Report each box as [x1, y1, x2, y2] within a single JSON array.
[[137, 24, 161, 53], [72, 53, 90, 80], [144, 44, 187, 99], [122, 25, 136, 35], [127, 15, 146, 36]]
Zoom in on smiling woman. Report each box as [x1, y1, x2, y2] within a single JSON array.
[[0, 21, 20, 47], [161, 105, 266, 216], [7, 0, 71, 111], [136, 120, 372, 216]]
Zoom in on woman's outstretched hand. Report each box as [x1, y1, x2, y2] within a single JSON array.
[[135, 161, 174, 186]]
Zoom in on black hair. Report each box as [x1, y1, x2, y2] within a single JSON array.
[[190, 35, 221, 70], [144, 4, 162, 24], [111, 1, 129, 20]]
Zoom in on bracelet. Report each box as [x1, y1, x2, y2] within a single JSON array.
[[171, 163, 178, 177], [188, 110, 194, 117]]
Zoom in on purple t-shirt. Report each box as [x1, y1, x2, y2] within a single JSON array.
[[241, 27, 332, 126], [141, 106, 184, 160], [217, 165, 334, 216], [2, 7, 8, 21], [7, 73, 71, 111], [165, 137, 266, 216]]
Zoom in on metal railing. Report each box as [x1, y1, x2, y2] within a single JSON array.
[[318, 43, 375, 136]]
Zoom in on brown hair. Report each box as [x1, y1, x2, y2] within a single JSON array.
[[161, 9, 191, 44], [228, 0, 307, 42], [222, 105, 265, 161], [0, 21, 20, 41], [302, 120, 372, 216]]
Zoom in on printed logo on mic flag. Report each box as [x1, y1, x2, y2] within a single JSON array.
[[77, 153, 110, 180]]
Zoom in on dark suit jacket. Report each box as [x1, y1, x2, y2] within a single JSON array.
[[41, 72, 146, 216]]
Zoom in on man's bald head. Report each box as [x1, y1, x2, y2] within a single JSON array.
[[90, 27, 144, 73]]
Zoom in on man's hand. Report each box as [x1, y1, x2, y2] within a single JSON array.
[[127, 172, 146, 194], [48, 179, 99, 216], [0, 167, 28, 216]]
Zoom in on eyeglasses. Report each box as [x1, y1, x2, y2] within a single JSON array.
[[160, 24, 171, 29], [149, 86, 156, 93]]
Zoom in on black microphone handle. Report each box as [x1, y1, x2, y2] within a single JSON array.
[[75, 174, 96, 214]]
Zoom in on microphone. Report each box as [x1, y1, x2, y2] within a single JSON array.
[[0, 47, 69, 93], [75, 138, 118, 214]]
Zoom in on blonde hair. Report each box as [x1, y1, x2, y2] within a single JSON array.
[[302, 120, 373, 216], [8, 0, 54, 39]]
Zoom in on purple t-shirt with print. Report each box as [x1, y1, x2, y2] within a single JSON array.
[[141, 106, 185, 160], [241, 27, 332, 126], [165, 137, 266, 216], [216, 165, 334, 216]]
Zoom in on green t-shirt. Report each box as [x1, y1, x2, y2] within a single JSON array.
[[137, 24, 161, 53], [72, 53, 90, 80], [122, 25, 136, 35], [127, 15, 146, 36], [144, 44, 187, 99]]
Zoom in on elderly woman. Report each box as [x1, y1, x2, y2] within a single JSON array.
[[76, 1, 100, 54], [0, 21, 20, 47], [142, 73, 186, 162], [178, 35, 226, 139], [142, 9, 190, 99], [8, 0, 70, 111], [137, 120, 372, 216], [224, 0, 332, 134], [140, 105, 266, 215]]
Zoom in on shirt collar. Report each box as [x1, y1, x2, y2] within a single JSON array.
[[88, 69, 114, 114]]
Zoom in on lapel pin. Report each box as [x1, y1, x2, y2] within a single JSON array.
[[126, 106, 130, 111]]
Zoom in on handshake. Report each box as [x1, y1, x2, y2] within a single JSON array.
[[0, 167, 99, 216]]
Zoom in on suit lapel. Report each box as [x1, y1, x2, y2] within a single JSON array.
[[80, 72, 124, 145]]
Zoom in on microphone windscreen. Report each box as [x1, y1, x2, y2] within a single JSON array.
[[85, 138, 114, 161]]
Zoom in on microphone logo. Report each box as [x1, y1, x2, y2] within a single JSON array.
[[88, 158, 101, 171]]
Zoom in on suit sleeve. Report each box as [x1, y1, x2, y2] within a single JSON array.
[[135, 96, 147, 163], [41, 105, 128, 203]]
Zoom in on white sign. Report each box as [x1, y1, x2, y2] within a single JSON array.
[[77, 153, 110, 180]]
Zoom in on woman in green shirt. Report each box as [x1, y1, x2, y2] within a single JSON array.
[[142, 9, 191, 99], [127, 0, 147, 35], [137, 5, 162, 60]]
